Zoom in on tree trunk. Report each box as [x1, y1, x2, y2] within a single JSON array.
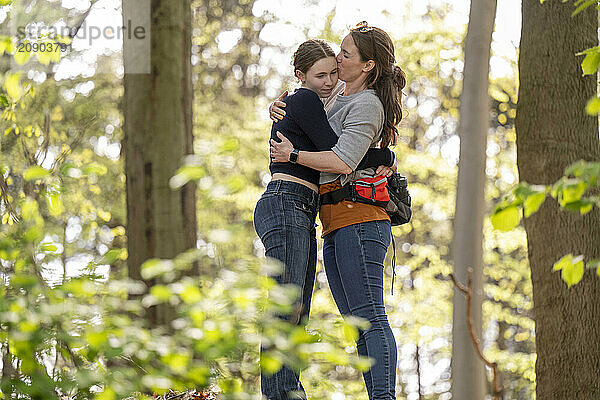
[[517, 1, 600, 398], [451, 0, 497, 398], [122, 0, 197, 326]]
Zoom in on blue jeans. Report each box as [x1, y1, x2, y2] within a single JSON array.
[[253, 180, 318, 400], [323, 220, 397, 400]]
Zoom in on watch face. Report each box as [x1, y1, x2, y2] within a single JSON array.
[[290, 149, 299, 163]]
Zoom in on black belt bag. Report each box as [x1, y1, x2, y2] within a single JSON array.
[[320, 173, 412, 226]]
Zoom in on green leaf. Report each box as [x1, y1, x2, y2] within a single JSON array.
[[565, 160, 600, 181], [46, 191, 62, 216], [170, 165, 205, 189], [180, 284, 202, 304], [149, 285, 172, 301], [581, 50, 600, 75], [4, 73, 23, 101], [572, 0, 597, 16], [587, 259, 600, 270], [23, 166, 50, 181], [585, 96, 600, 115], [561, 256, 584, 287], [141, 258, 173, 279], [491, 206, 521, 232], [225, 175, 246, 193], [220, 138, 240, 153], [524, 192, 547, 218], [23, 225, 43, 242], [99, 249, 126, 265], [0, 0, 12, 5], [86, 330, 108, 348], [162, 353, 190, 374], [343, 322, 359, 342], [37, 48, 52, 66], [11, 274, 38, 290], [81, 162, 108, 175], [561, 199, 595, 214], [553, 254, 573, 271], [95, 387, 116, 400], [585, 258, 600, 278], [355, 357, 373, 372], [20, 199, 40, 221], [290, 327, 317, 344], [0, 94, 9, 108], [560, 181, 586, 205], [260, 353, 282, 374], [40, 243, 57, 252], [12, 43, 32, 66]]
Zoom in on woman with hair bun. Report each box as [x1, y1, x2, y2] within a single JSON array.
[[270, 22, 406, 399], [254, 38, 396, 400]]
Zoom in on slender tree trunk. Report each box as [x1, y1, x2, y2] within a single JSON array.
[[122, 0, 197, 326], [415, 344, 422, 400], [517, 1, 600, 398], [1, 340, 14, 385], [451, 0, 497, 398]]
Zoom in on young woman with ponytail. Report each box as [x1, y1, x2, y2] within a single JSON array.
[[270, 22, 406, 400]]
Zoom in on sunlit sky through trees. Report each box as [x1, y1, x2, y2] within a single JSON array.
[[0, 0, 520, 169], [0, 0, 521, 87]]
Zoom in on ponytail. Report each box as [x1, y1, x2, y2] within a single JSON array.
[[351, 26, 406, 148]]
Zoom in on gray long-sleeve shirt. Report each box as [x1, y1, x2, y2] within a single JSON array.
[[321, 88, 385, 185]]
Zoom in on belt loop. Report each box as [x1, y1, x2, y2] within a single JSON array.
[[273, 178, 282, 194]]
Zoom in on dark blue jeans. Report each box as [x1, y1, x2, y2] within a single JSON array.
[[253, 180, 318, 400], [323, 220, 397, 400]]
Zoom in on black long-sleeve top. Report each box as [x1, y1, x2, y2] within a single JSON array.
[[269, 88, 394, 185]]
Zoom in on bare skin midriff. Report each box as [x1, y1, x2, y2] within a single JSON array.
[[271, 173, 318, 193]]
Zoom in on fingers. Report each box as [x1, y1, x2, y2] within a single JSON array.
[[269, 102, 286, 122], [277, 90, 288, 101], [376, 166, 393, 178], [276, 131, 288, 141]]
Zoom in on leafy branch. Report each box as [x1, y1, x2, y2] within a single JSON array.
[[491, 161, 600, 286]]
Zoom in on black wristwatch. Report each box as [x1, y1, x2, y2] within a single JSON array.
[[289, 149, 300, 163]]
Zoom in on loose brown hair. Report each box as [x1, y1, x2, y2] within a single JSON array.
[[292, 39, 336, 76], [350, 25, 406, 148]]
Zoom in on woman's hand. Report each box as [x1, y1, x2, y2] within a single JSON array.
[[270, 131, 294, 163], [269, 91, 288, 122], [376, 155, 397, 177]]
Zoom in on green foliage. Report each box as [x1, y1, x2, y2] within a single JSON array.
[[540, 0, 599, 16], [569, 1, 600, 115], [492, 161, 600, 286], [571, 0, 599, 16], [553, 254, 585, 287], [1, 193, 370, 399]]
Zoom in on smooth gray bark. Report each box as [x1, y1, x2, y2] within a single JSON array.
[[451, 0, 497, 398]]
